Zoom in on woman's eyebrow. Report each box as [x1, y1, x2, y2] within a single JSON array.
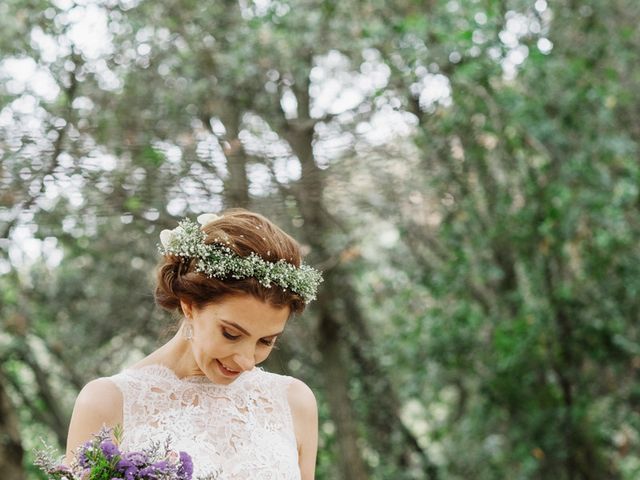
[[220, 319, 283, 337], [220, 319, 251, 335]]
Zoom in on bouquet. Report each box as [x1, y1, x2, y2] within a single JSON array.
[[34, 425, 218, 480]]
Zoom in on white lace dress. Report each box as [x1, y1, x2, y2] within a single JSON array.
[[108, 364, 301, 479]]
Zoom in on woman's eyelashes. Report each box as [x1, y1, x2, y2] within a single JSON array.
[[222, 329, 276, 346], [222, 330, 240, 341]]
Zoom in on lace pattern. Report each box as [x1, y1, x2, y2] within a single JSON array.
[[108, 364, 301, 479]]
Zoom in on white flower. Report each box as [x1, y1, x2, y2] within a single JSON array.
[[159, 229, 174, 248], [197, 213, 221, 226], [159, 226, 184, 248]]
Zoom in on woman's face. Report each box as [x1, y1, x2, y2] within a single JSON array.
[[182, 294, 290, 384]]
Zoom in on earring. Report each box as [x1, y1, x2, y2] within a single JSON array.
[[183, 323, 194, 341]]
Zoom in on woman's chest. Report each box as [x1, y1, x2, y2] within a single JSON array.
[[122, 388, 300, 479]]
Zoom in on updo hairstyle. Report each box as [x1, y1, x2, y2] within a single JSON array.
[[155, 209, 306, 316]]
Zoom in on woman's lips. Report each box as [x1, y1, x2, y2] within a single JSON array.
[[216, 359, 240, 377]]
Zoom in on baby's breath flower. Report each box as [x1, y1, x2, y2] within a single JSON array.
[[158, 218, 323, 304]]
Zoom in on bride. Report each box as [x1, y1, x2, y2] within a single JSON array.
[[65, 209, 322, 479]]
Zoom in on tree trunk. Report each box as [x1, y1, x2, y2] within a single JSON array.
[[318, 308, 370, 480], [219, 104, 250, 209], [0, 368, 26, 480], [282, 123, 371, 477], [341, 281, 439, 478]]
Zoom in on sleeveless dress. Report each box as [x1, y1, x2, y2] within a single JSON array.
[[108, 364, 301, 479]]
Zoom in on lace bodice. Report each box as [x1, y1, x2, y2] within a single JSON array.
[[108, 364, 301, 479]]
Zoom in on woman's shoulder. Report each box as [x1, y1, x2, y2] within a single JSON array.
[[252, 369, 316, 420], [280, 374, 318, 467], [254, 369, 311, 397], [254, 369, 315, 405], [75, 377, 123, 417], [284, 376, 317, 418], [66, 377, 123, 458]]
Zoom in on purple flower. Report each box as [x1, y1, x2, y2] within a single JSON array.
[[100, 440, 120, 460], [177, 451, 193, 480], [138, 462, 172, 478], [123, 468, 138, 480], [117, 464, 139, 480], [77, 449, 90, 468], [116, 457, 133, 470], [150, 459, 170, 472], [119, 451, 147, 467]]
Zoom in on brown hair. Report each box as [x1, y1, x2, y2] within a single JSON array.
[[155, 209, 306, 316]]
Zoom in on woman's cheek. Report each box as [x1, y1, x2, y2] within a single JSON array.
[[256, 349, 270, 364]]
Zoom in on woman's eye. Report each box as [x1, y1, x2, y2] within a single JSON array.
[[223, 331, 240, 341], [261, 338, 276, 347]]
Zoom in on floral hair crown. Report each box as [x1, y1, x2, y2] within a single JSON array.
[[158, 214, 323, 304]]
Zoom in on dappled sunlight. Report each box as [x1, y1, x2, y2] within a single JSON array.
[[1, 0, 639, 478]]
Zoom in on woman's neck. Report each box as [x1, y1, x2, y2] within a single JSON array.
[[133, 323, 205, 378]]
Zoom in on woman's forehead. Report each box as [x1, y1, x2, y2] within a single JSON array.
[[200, 295, 289, 332]]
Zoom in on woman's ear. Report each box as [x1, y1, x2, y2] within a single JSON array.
[[180, 299, 193, 319]]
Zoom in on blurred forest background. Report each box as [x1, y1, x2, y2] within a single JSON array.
[[1, 0, 639, 479]]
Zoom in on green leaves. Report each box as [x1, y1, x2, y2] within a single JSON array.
[[2, 0, 640, 478], [141, 146, 164, 166]]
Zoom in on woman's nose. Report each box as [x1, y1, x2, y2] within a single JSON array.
[[233, 352, 256, 371]]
